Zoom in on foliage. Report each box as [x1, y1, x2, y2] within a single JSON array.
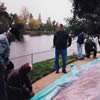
[[29, 19, 41, 31], [72, 0, 99, 19], [20, 7, 29, 22], [0, 2, 58, 33], [71, 0, 100, 35], [43, 18, 58, 31], [16, 18, 26, 26], [10, 10, 58, 32], [0, 2, 12, 33]]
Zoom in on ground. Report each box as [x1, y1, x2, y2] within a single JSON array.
[[32, 53, 100, 94]]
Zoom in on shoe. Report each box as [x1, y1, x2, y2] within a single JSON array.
[[80, 58, 84, 60], [93, 57, 98, 59], [62, 70, 67, 73], [77, 57, 84, 60], [56, 70, 59, 73], [87, 57, 90, 58]]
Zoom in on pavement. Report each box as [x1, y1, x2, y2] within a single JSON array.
[[32, 53, 100, 94]]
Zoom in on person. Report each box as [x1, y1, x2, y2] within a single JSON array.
[[77, 32, 85, 60], [6, 61, 14, 80], [85, 37, 97, 58], [0, 23, 24, 100], [97, 34, 100, 46], [53, 24, 72, 73], [7, 63, 35, 100]]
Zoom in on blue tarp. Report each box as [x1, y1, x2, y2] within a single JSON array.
[[31, 58, 100, 100]]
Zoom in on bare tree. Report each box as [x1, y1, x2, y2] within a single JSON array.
[[20, 7, 29, 21], [38, 13, 42, 23]]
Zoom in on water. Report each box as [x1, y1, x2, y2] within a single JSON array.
[[10, 35, 54, 68], [10, 35, 54, 58], [10, 35, 100, 69]]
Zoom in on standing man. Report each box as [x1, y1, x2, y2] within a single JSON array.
[[53, 24, 71, 73], [77, 32, 85, 60], [0, 23, 24, 100]]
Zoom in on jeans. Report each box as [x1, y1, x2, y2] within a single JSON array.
[[77, 43, 83, 59], [54, 49, 67, 72]]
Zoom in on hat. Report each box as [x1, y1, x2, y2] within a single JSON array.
[[22, 63, 31, 71]]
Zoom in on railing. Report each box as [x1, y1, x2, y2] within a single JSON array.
[[10, 49, 55, 69]]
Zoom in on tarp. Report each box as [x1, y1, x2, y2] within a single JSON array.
[[31, 58, 100, 100]]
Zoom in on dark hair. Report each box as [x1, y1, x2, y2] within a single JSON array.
[[19, 63, 31, 75], [60, 24, 63, 28], [10, 23, 24, 41]]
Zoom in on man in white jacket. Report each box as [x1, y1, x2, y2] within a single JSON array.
[[0, 23, 24, 100]]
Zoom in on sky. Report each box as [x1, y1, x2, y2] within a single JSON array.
[[1, 0, 73, 24]]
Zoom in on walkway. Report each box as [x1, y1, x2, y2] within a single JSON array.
[[32, 53, 100, 94]]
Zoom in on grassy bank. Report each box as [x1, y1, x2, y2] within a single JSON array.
[[29, 54, 77, 83]]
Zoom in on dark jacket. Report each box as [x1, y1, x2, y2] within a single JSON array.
[[77, 33, 85, 45], [7, 68, 32, 100], [53, 31, 71, 49], [85, 39, 97, 53]]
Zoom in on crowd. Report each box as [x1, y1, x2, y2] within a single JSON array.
[[53, 24, 99, 74], [0, 23, 99, 100], [0, 24, 34, 100]]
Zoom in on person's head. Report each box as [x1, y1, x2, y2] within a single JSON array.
[[57, 24, 64, 31], [8, 23, 24, 42], [19, 63, 32, 75]]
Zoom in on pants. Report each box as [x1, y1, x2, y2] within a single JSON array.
[[8, 86, 31, 100], [77, 43, 83, 59], [86, 49, 97, 58], [54, 49, 67, 71], [0, 66, 8, 100]]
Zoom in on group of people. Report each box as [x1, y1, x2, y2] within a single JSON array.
[[0, 24, 34, 100], [77, 32, 97, 60], [0, 22, 99, 99], [53, 24, 98, 74]]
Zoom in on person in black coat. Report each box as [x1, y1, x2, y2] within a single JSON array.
[[7, 63, 34, 100], [85, 37, 97, 58], [53, 24, 72, 73]]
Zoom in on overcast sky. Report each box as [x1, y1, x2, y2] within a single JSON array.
[[1, 0, 73, 24]]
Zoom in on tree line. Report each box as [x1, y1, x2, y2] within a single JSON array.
[[0, 2, 59, 34], [65, 0, 100, 36], [1, 1, 100, 37]]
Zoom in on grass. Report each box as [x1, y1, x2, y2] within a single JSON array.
[[29, 54, 77, 83], [28, 51, 100, 83]]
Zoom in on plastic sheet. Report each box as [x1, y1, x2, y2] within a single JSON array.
[[31, 58, 100, 100]]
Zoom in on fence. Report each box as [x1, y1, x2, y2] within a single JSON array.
[[10, 49, 55, 69]]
